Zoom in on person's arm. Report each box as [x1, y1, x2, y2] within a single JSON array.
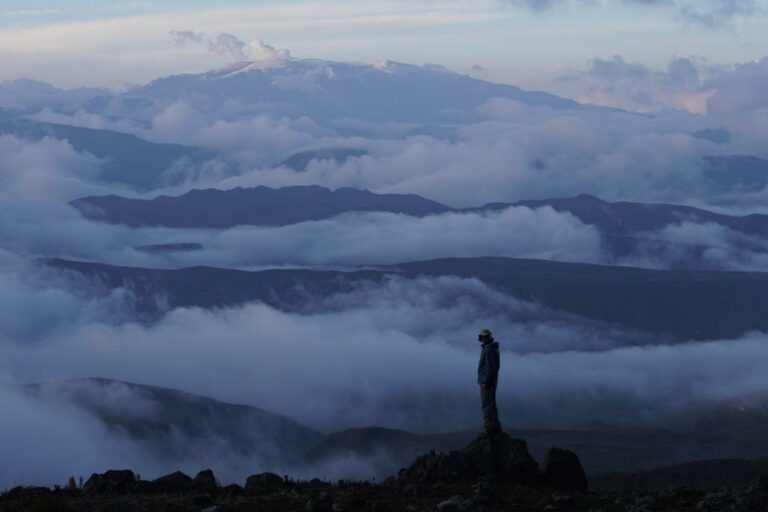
[[481, 347, 500, 389], [480, 349, 494, 387], [490, 346, 500, 376]]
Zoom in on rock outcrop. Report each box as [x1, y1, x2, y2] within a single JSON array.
[[542, 447, 588, 492], [244, 472, 285, 495], [398, 431, 542, 486], [83, 469, 137, 495], [193, 469, 218, 493], [13, 433, 768, 511], [144, 471, 194, 493]]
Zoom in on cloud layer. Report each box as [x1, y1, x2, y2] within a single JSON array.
[[3, 267, 768, 486], [1, 35, 768, 489]]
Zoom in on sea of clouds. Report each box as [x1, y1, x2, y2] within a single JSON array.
[[2, 44, 768, 487]]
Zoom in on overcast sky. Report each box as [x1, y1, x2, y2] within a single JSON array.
[[1, 0, 766, 94]]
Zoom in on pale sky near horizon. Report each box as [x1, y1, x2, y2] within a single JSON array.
[[0, 0, 766, 96]]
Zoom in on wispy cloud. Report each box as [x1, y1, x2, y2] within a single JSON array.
[[503, 0, 759, 30], [168, 29, 202, 46], [678, 0, 757, 30], [5, 9, 60, 17]]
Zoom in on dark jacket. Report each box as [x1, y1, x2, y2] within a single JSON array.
[[477, 341, 500, 385]]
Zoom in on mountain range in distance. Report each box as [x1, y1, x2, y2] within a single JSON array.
[[117, 59, 582, 125], [71, 185, 450, 228], [71, 186, 768, 262], [46, 256, 768, 342]]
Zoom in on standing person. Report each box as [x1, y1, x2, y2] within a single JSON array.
[[477, 328, 501, 435]]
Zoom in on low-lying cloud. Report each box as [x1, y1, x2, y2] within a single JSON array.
[[209, 110, 716, 208], [0, 135, 103, 198], [0, 385, 146, 488], [623, 221, 768, 271], [169, 207, 605, 267], [126, 93, 768, 208], [3, 268, 768, 486], [1, 21, 767, 493], [168, 30, 203, 46]]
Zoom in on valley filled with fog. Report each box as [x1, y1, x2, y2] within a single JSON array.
[[2, 25, 768, 488]]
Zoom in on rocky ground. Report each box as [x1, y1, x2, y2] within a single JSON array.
[[3, 432, 768, 512]]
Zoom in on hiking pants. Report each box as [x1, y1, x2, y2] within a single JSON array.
[[480, 380, 500, 430]]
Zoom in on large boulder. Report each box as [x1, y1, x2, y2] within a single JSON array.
[[542, 447, 588, 492], [83, 470, 137, 494], [398, 431, 542, 486], [244, 472, 284, 495], [193, 469, 218, 493], [146, 471, 194, 493], [221, 483, 244, 496]]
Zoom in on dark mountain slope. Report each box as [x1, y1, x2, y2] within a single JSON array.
[[25, 378, 322, 464], [72, 185, 451, 228], [592, 458, 768, 492], [71, 187, 768, 240], [309, 419, 768, 478], [392, 256, 768, 340], [45, 257, 385, 314]]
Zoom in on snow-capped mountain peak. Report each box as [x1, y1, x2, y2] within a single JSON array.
[[120, 57, 581, 124]]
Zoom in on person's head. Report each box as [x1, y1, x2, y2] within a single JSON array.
[[477, 328, 494, 345]]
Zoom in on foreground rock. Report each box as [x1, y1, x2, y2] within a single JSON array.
[[399, 431, 542, 486], [3, 433, 766, 511], [83, 469, 137, 494], [244, 472, 285, 495], [542, 447, 588, 492]]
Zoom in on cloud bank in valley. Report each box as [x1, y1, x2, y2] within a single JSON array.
[[3, 266, 768, 486], [4, 110, 768, 275]]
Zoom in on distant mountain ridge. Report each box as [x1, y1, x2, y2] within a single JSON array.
[[71, 185, 452, 228], [118, 59, 581, 125], [72, 185, 768, 238], [45, 256, 768, 341]]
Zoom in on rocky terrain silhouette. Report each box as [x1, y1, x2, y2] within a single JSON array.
[[4, 430, 767, 511]]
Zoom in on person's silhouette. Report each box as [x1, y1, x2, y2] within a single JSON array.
[[477, 328, 501, 435]]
